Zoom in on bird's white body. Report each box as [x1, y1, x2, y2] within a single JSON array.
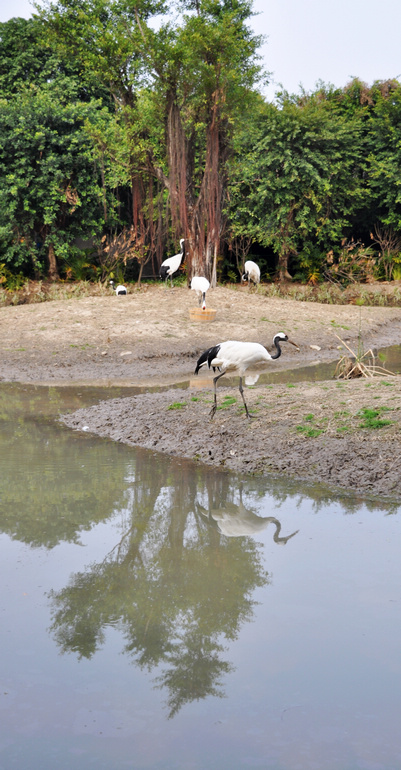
[[109, 280, 127, 295], [195, 332, 298, 419], [206, 340, 272, 376], [160, 239, 185, 286], [242, 260, 260, 286], [191, 276, 210, 309]]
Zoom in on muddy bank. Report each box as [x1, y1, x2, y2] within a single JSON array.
[[2, 284, 401, 499], [61, 375, 401, 501], [2, 284, 401, 385]]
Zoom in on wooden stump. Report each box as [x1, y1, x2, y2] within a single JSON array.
[[189, 308, 216, 322]]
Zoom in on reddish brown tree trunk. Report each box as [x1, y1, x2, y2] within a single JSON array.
[[48, 243, 59, 281]]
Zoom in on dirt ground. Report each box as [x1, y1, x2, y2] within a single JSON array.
[[2, 283, 401, 500]]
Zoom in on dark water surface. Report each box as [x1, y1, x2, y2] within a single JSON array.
[[1, 379, 401, 770]]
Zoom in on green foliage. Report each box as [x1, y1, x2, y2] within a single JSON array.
[[2, 9, 401, 284], [227, 92, 367, 279], [0, 262, 26, 290], [0, 86, 105, 276]]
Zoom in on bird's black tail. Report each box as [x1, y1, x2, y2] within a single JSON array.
[[194, 344, 221, 374], [159, 265, 169, 280]]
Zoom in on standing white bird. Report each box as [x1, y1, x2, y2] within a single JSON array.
[[190, 276, 210, 309], [109, 280, 127, 295], [241, 260, 260, 287], [194, 332, 299, 419], [159, 238, 185, 287]]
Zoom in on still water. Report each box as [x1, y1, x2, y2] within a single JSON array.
[[1, 379, 401, 770]]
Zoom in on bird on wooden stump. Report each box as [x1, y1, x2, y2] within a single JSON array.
[[109, 280, 127, 295], [241, 260, 260, 288], [190, 276, 210, 309], [160, 238, 185, 287], [194, 332, 299, 420]]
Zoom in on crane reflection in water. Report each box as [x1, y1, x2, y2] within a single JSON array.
[[196, 486, 299, 542], [46, 455, 298, 718]]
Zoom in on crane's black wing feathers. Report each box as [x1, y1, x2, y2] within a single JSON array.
[[159, 265, 170, 279], [194, 344, 221, 374]]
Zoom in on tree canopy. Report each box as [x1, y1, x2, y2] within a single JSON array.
[[1, 8, 401, 285]]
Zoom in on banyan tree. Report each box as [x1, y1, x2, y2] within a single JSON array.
[[40, 0, 264, 283]]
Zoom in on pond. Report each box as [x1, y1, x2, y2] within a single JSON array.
[[1, 376, 401, 770]]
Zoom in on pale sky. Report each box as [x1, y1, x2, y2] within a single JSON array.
[[2, 0, 401, 101]]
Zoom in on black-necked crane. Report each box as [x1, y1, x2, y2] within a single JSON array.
[[194, 332, 299, 419], [160, 238, 185, 287], [109, 280, 127, 295], [190, 276, 210, 309], [241, 260, 260, 288]]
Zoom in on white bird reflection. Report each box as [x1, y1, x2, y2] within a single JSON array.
[[244, 372, 260, 386], [197, 496, 299, 543]]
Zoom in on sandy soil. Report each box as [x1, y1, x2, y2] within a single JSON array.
[[2, 284, 401, 500]]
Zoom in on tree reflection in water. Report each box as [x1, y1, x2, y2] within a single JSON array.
[[48, 453, 298, 718]]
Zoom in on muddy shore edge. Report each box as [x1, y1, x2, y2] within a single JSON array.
[[2, 286, 401, 501], [60, 373, 401, 503]]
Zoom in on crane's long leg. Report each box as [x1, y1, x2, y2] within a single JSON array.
[[210, 371, 226, 419], [239, 377, 257, 420]]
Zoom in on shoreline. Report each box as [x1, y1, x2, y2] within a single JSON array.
[[2, 286, 401, 501]]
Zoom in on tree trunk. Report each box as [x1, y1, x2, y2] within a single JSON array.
[[48, 243, 59, 281], [277, 250, 293, 282]]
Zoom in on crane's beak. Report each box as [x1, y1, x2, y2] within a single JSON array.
[[287, 339, 300, 351]]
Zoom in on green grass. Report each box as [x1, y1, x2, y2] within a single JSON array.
[[357, 406, 393, 429], [330, 320, 350, 330], [296, 425, 323, 438], [217, 396, 237, 410], [296, 413, 324, 437], [167, 401, 187, 410]]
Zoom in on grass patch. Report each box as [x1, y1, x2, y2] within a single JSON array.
[[167, 401, 187, 410], [217, 396, 237, 410], [296, 413, 324, 437], [296, 425, 323, 438], [357, 406, 393, 429]]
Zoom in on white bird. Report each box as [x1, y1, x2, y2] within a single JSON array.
[[194, 332, 299, 419], [190, 276, 210, 309], [160, 238, 185, 287], [241, 260, 260, 287], [109, 280, 127, 295]]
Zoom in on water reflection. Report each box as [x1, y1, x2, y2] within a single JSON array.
[[47, 458, 273, 718], [0, 385, 130, 547], [197, 485, 299, 542], [1, 381, 401, 764]]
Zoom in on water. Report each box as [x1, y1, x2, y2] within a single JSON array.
[[1, 368, 401, 770]]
